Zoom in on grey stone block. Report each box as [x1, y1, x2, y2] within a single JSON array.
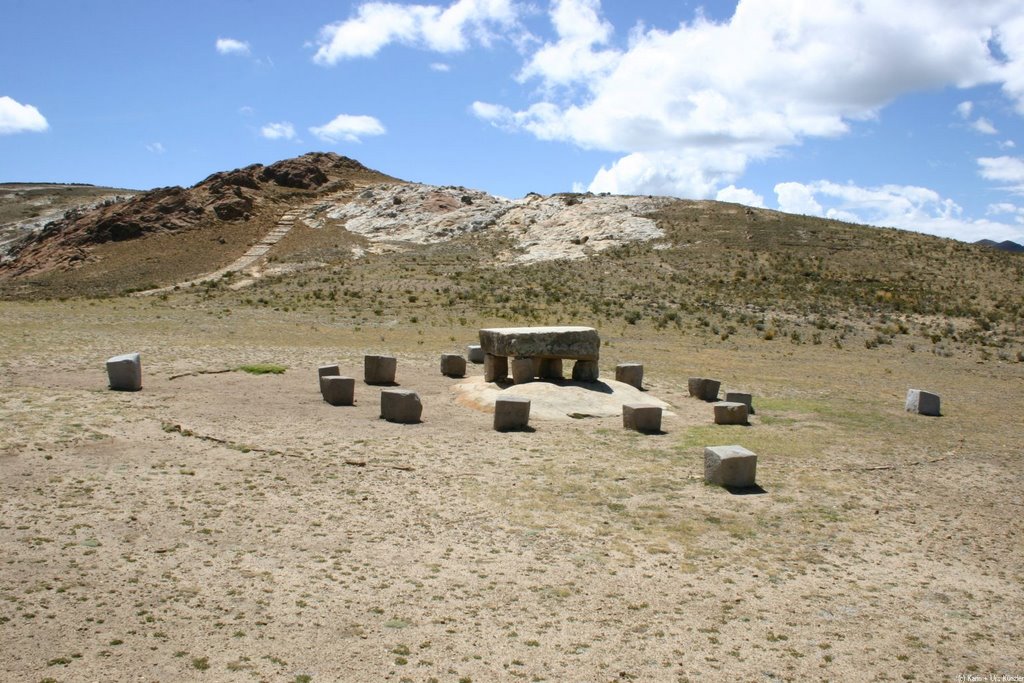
[[380, 389, 422, 423], [467, 344, 485, 364], [484, 354, 509, 382], [479, 326, 600, 361], [622, 403, 662, 433], [688, 377, 721, 401], [538, 357, 563, 379], [511, 357, 536, 384], [106, 352, 142, 391], [494, 397, 531, 431], [321, 375, 355, 406], [572, 359, 600, 382], [440, 354, 467, 378], [725, 391, 754, 414], [364, 355, 397, 385], [714, 402, 749, 425], [704, 445, 757, 487], [615, 362, 644, 389], [318, 364, 340, 393], [905, 389, 941, 416]]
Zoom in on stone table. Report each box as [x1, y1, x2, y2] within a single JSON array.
[[479, 326, 600, 384]]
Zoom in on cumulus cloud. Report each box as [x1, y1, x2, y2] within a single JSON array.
[[309, 114, 386, 143], [473, 0, 1024, 198], [312, 0, 518, 64], [216, 37, 251, 56], [716, 185, 765, 208], [971, 117, 998, 134], [430, 62, 451, 72], [260, 122, 297, 140], [987, 202, 1024, 223], [0, 96, 49, 135], [773, 180, 1024, 243], [978, 156, 1024, 189]]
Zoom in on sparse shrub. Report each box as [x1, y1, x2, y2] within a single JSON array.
[[237, 363, 286, 375]]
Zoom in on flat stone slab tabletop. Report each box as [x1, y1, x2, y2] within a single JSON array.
[[478, 326, 600, 360]]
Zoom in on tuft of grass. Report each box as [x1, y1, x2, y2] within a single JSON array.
[[236, 363, 287, 375]]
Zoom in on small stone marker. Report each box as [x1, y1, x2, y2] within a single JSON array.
[[318, 364, 340, 393], [571, 359, 600, 382], [615, 362, 644, 389], [714, 402, 749, 425], [725, 391, 754, 414], [622, 404, 662, 433], [494, 397, 531, 431], [905, 389, 941, 416], [704, 445, 757, 488], [440, 354, 467, 378], [484, 354, 509, 382], [321, 375, 355, 406], [364, 355, 397, 385], [511, 357, 536, 384], [467, 344, 485, 364], [106, 352, 142, 391], [380, 389, 422, 423], [688, 377, 721, 401]]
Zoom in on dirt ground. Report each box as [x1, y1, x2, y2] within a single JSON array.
[[1, 299, 1022, 682]]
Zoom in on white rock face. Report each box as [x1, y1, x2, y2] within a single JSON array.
[[308, 183, 673, 264]]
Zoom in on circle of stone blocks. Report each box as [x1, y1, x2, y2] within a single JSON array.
[[380, 389, 422, 424], [484, 354, 509, 383], [905, 389, 940, 416], [725, 391, 754, 415], [494, 397, 531, 432], [440, 354, 467, 378], [321, 375, 355, 406], [571, 359, 600, 382], [704, 445, 757, 488], [714, 402, 749, 425], [615, 362, 644, 389], [364, 355, 397, 385], [538, 358, 563, 380], [622, 403, 662, 433], [467, 344, 485, 364], [688, 377, 721, 401], [106, 352, 142, 391], [511, 357, 536, 384], [318, 364, 340, 393]]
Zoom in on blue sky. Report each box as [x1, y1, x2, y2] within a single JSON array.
[[2, 0, 1024, 243]]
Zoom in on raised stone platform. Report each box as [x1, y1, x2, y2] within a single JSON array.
[[479, 326, 600, 384]]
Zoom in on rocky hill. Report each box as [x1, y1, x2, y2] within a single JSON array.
[[975, 238, 1024, 253]]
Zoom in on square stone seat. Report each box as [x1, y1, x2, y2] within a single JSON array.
[[622, 404, 662, 433], [905, 389, 940, 416], [494, 397, 531, 431], [704, 445, 757, 488], [106, 352, 142, 392]]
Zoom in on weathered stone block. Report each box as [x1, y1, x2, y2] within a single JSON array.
[[688, 377, 721, 401], [484, 353, 509, 382], [615, 362, 644, 389], [364, 355, 397, 385], [714, 402, 749, 425], [467, 344, 485, 364], [321, 375, 355, 406], [494, 397, 531, 431], [725, 392, 754, 414], [704, 445, 757, 487], [571, 359, 600, 382], [440, 354, 467, 378], [538, 358, 563, 380], [479, 326, 600, 361], [905, 389, 941, 416], [622, 403, 662, 433], [380, 389, 422, 423], [318, 364, 340, 393], [511, 357, 536, 384], [106, 352, 142, 391]]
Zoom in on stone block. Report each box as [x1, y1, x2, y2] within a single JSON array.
[[318, 364, 340, 393], [538, 358, 563, 380], [704, 445, 757, 487], [688, 377, 721, 401], [321, 375, 355, 406], [467, 344, 485, 364], [622, 403, 662, 433], [484, 353, 509, 382], [571, 359, 600, 382], [494, 397, 531, 431], [380, 389, 422, 423], [106, 352, 142, 391], [511, 357, 536, 384], [615, 362, 644, 389], [714, 402, 749, 425], [725, 392, 754, 415], [364, 355, 397, 385], [440, 354, 467, 378], [905, 389, 941, 416], [479, 326, 600, 361]]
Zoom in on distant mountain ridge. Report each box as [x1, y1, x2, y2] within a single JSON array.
[[975, 238, 1024, 253]]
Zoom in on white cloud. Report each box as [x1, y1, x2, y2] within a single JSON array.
[[260, 122, 297, 141], [0, 96, 48, 135], [773, 180, 1024, 243], [474, 0, 1024, 198], [987, 202, 1024, 224], [716, 185, 765, 208], [309, 114, 386, 143], [146, 142, 165, 154], [956, 101, 973, 119], [312, 0, 519, 64], [216, 37, 251, 56], [978, 156, 1024, 186], [430, 62, 451, 72], [589, 149, 749, 197], [971, 117, 998, 134]]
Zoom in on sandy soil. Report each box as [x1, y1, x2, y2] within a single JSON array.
[[1, 300, 1022, 682]]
